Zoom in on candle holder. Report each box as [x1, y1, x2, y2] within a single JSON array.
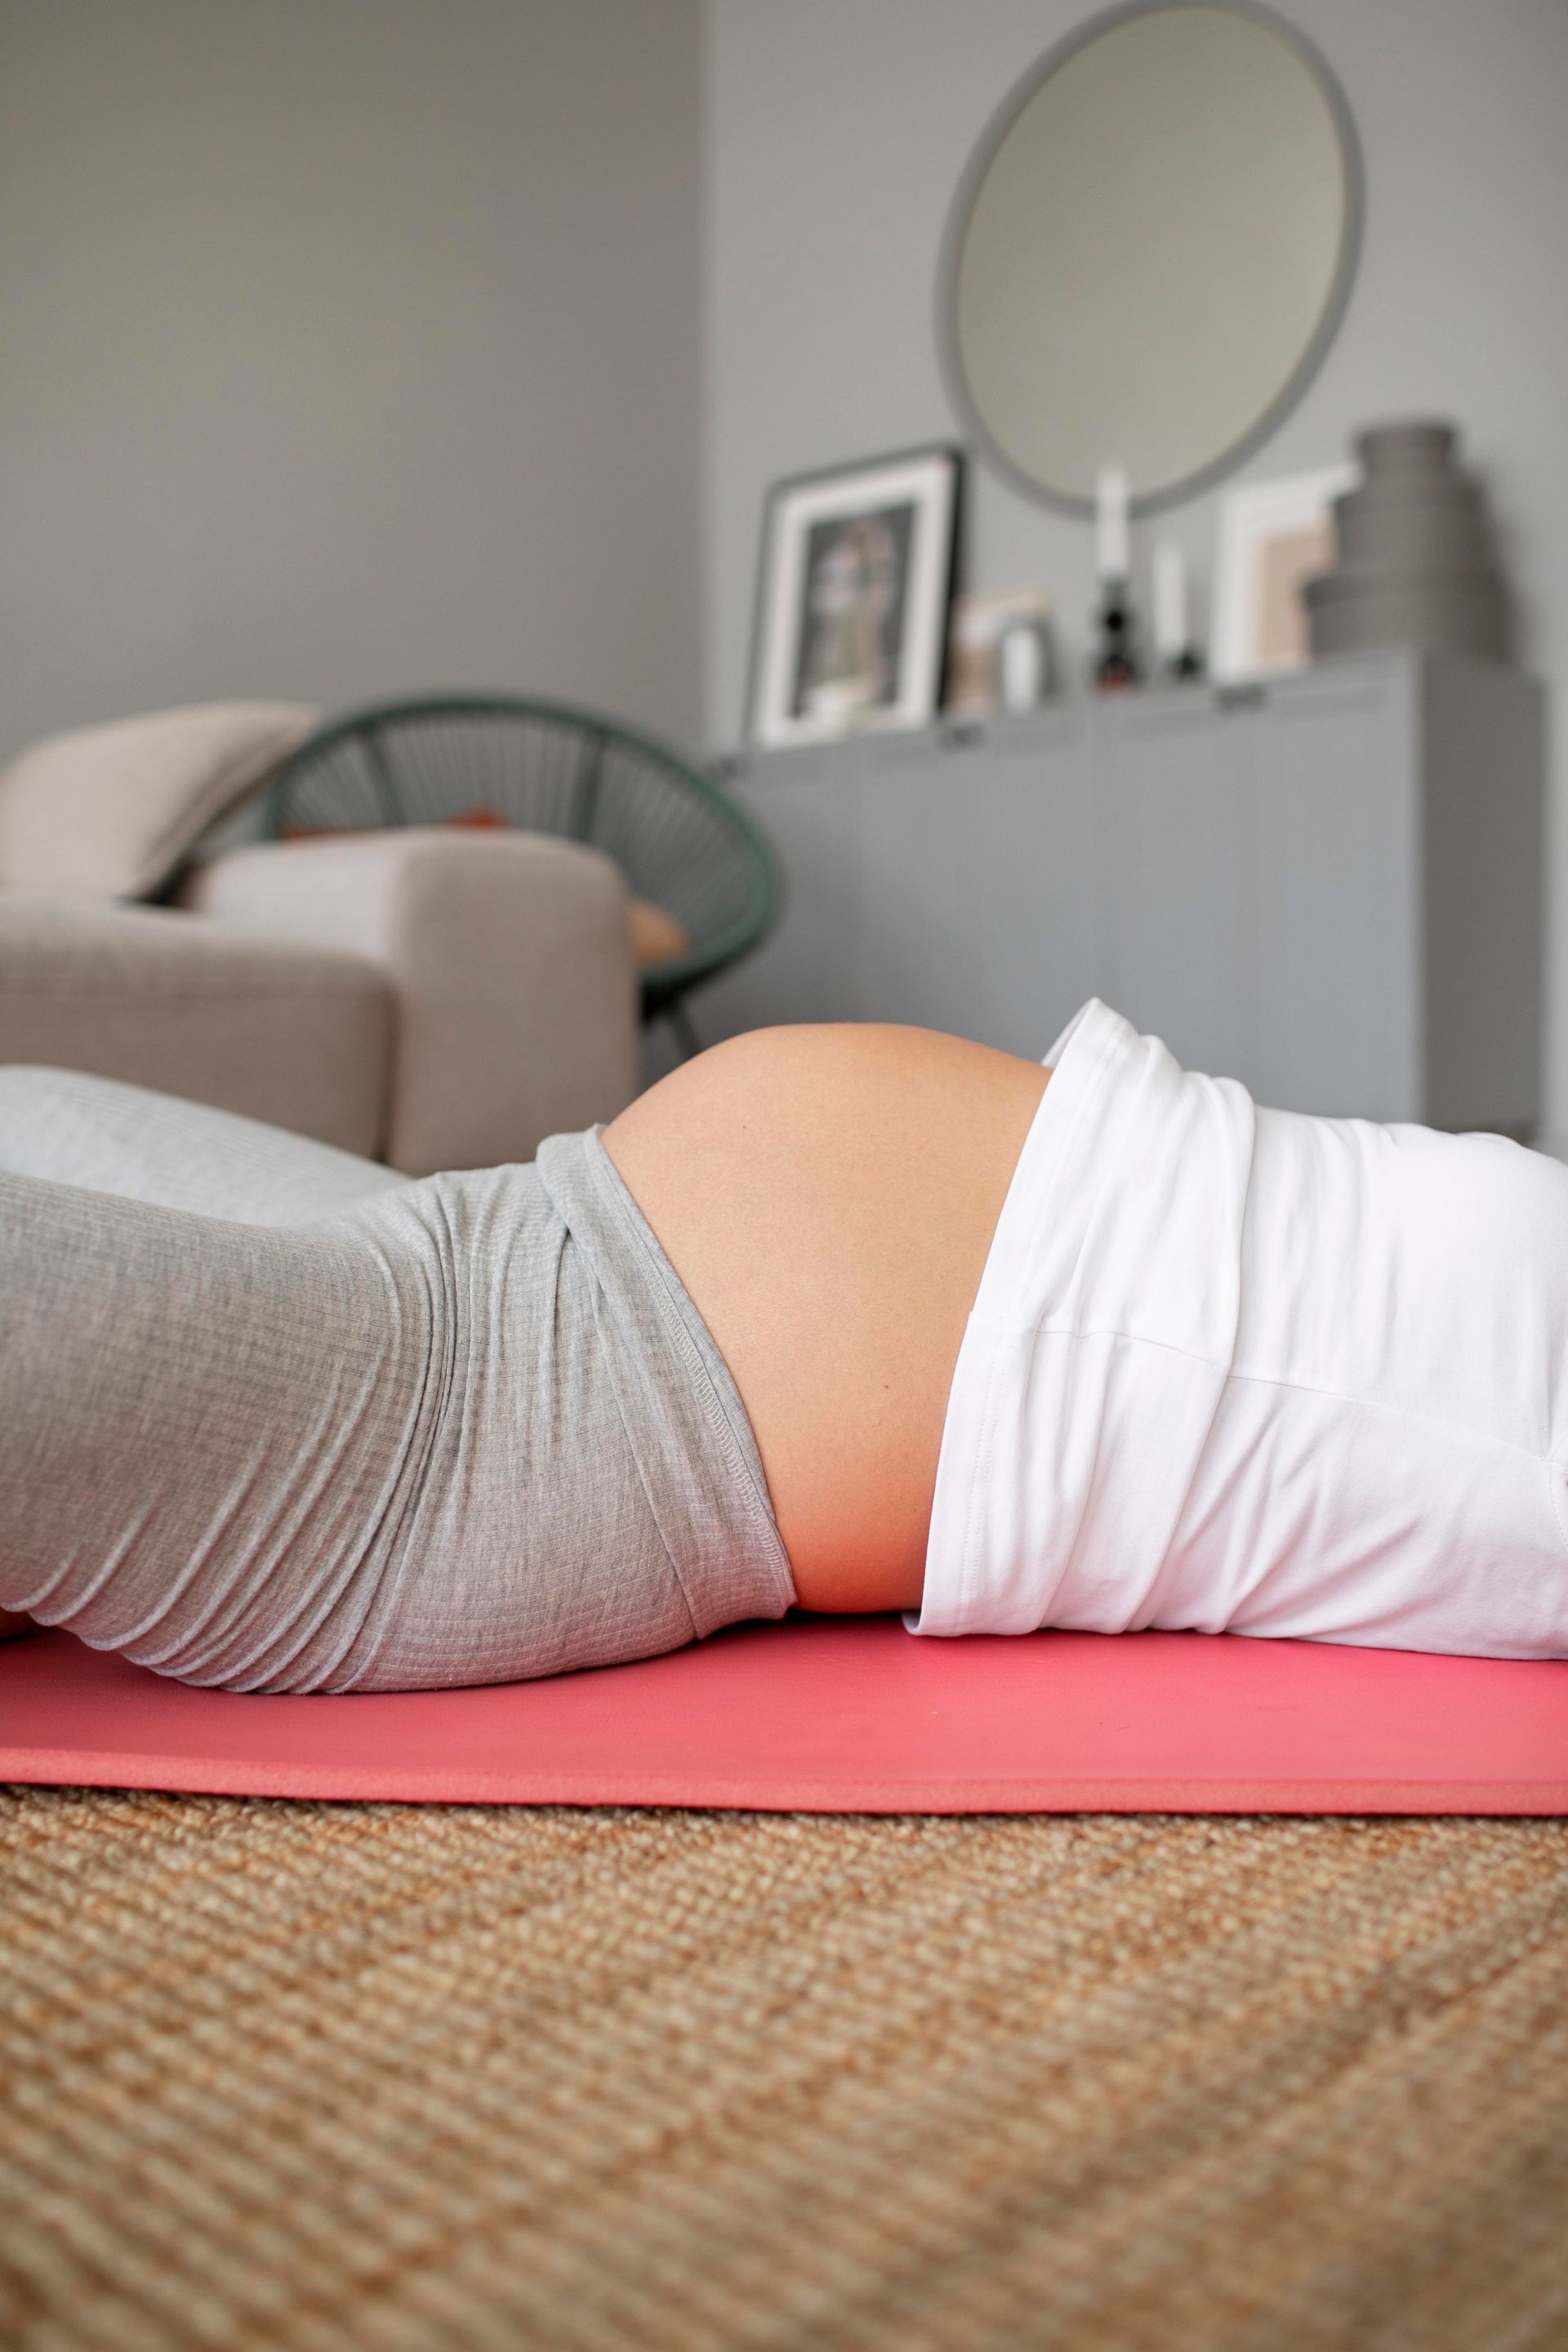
[[1091, 577, 1141, 691], [1091, 465, 1141, 691], [1152, 543, 1201, 683]]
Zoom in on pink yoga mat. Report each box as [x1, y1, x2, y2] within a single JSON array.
[[2, 1618, 1565, 1812]]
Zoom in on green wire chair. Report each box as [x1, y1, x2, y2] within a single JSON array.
[[261, 694, 777, 1054]]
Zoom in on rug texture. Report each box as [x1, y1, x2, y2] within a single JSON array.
[[2, 1788, 1566, 2352]]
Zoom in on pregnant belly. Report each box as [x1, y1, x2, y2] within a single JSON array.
[[603, 1022, 1049, 1614]]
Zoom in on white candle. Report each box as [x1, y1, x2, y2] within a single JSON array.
[[1095, 464, 1129, 581], [1153, 543, 1187, 662], [999, 621, 1045, 712]]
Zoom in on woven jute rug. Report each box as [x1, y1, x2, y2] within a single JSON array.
[[2, 1790, 1566, 2352]]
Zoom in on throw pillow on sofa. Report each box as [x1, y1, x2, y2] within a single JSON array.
[[0, 702, 317, 902]]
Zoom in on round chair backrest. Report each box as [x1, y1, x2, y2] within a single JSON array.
[[264, 695, 777, 1013]]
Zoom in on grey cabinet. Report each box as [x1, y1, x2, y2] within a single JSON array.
[[853, 712, 1094, 1054], [701, 650, 1544, 1133], [1095, 688, 1257, 1085]]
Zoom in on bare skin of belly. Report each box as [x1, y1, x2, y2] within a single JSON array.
[[603, 1024, 1049, 1618]]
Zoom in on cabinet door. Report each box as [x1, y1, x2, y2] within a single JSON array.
[[1250, 669, 1414, 1119], [1095, 693, 1256, 1080], [698, 746, 860, 1040], [855, 714, 1094, 1056]]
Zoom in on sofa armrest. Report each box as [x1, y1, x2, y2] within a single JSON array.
[[180, 829, 639, 1173], [0, 892, 390, 1152]]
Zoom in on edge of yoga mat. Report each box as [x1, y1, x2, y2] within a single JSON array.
[[3, 1618, 1566, 1813]]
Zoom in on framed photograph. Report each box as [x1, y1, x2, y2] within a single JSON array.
[[746, 444, 963, 746], [1212, 465, 1354, 683]]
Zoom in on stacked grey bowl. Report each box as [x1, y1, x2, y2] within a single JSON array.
[[1305, 421, 1511, 663]]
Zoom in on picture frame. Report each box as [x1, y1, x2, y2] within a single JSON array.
[[1212, 465, 1355, 683], [746, 444, 963, 746]]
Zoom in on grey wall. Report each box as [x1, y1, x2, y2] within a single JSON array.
[[702, 0, 1568, 1131], [0, 0, 704, 756]]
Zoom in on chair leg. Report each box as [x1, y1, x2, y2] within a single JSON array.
[[666, 1000, 703, 1062]]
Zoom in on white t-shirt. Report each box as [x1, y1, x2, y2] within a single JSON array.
[[911, 999, 1568, 1659]]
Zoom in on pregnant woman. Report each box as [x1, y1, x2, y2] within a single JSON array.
[[3, 999, 1567, 1689]]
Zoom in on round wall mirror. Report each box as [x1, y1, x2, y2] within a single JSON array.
[[939, 0, 1363, 515]]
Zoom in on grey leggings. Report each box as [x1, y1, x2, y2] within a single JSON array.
[[0, 1070, 794, 1693]]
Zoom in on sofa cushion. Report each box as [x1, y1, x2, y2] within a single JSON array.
[[0, 702, 316, 902], [270, 800, 693, 969]]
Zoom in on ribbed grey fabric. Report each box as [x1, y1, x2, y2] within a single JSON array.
[[0, 1070, 794, 1694]]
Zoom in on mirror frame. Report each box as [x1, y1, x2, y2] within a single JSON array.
[[936, 0, 1365, 519]]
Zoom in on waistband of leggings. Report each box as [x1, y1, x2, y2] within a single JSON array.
[[536, 1126, 797, 1637]]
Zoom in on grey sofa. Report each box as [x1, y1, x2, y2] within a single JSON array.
[[0, 707, 639, 1174]]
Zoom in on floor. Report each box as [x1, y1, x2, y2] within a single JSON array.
[[2, 1789, 1566, 2351]]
